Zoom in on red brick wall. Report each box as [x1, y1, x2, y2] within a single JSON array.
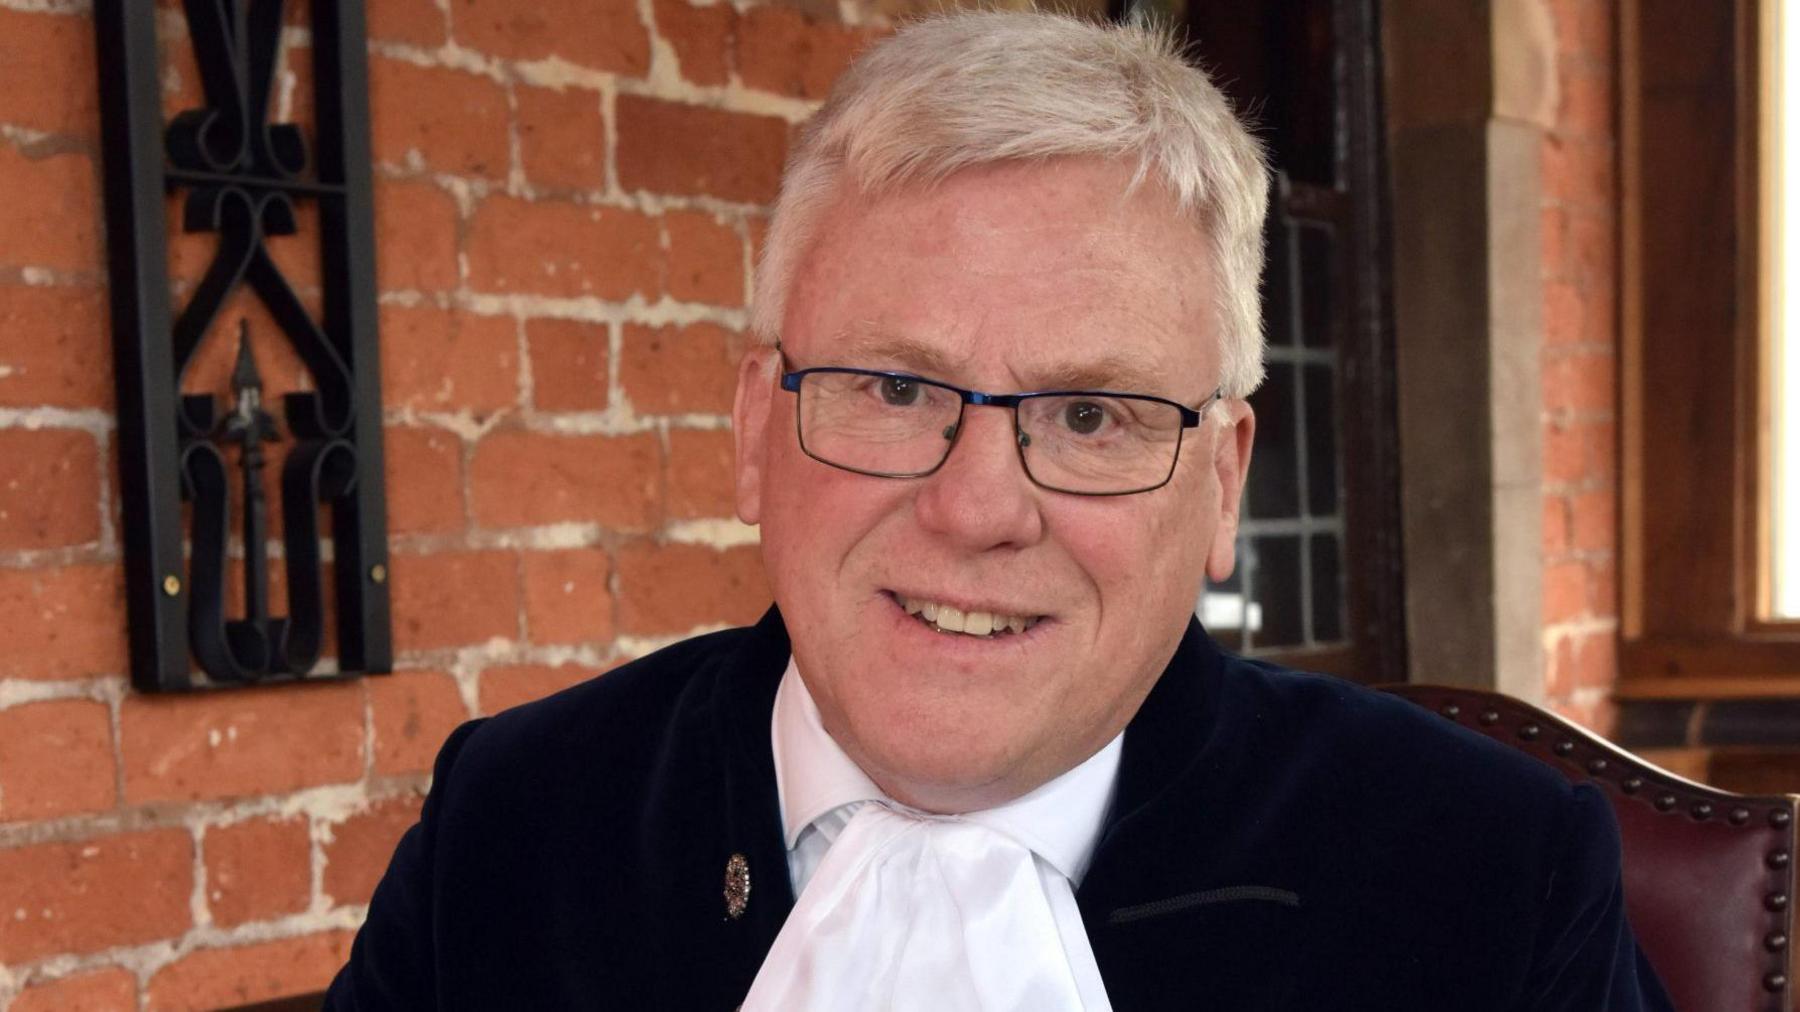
[[1539, 0, 1621, 728], [0, 0, 878, 1005]]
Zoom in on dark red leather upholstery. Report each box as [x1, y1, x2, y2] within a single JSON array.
[[1382, 685, 1798, 1012]]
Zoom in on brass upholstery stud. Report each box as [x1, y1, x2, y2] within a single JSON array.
[[1478, 709, 1499, 726], [1553, 740, 1575, 757], [1770, 850, 1791, 871], [1766, 892, 1790, 913], [1440, 703, 1461, 720], [1621, 776, 1643, 794], [1655, 793, 1677, 812], [1587, 758, 1609, 775], [1764, 971, 1787, 993], [1732, 807, 1753, 825], [1772, 809, 1794, 829], [1689, 802, 1713, 821], [1517, 724, 1540, 741], [1767, 931, 1789, 953]]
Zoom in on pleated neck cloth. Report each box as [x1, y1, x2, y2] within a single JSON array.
[[747, 660, 1121, 1011]]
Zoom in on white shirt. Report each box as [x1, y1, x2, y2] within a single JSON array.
[[767, 657, 1123, 1006]]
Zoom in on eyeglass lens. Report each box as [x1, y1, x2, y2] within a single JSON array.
[[794, 371, 1187, 494]]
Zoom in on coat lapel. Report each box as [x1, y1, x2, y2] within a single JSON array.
[[637, 607, 796, 1008]]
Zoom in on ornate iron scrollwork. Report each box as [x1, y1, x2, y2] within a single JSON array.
[[95, 0, 391, 691]]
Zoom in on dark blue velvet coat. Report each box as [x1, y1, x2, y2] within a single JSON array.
[[327, 607, 1671, 1009]]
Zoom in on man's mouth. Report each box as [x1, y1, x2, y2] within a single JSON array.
[[891, 592, 1045, 639]]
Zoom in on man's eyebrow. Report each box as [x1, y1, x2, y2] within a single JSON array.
[[831, 327, 1182, 398]]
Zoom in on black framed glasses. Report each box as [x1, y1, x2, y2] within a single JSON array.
[[777, 357, 1224, 496]]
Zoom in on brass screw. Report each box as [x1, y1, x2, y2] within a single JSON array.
[[161, 574, 181, 597], [370, 563, 387, 584]]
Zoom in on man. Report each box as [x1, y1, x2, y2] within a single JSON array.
[[329, 11, 1670, 1009]]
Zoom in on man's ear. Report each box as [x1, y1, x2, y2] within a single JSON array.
[[1205, 399, 1256, 584], [732, 345, 781, 525]]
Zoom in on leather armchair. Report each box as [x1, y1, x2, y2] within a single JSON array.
[[1383, 684, 1799, 1012]]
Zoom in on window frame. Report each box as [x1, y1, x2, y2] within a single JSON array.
[[1619, 0, 1800, 697]]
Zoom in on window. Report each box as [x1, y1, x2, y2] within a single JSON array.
[[1619, 0, 1800, 692]]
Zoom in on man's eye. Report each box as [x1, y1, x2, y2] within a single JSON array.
[[879, 376, 922, 406], [1062, 400, 1110, 435]]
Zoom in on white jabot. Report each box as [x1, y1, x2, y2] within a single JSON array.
[[746, 658, 1121, 1010]]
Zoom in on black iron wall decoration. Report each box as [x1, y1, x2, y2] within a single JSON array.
[[95, 0, 392, 691]]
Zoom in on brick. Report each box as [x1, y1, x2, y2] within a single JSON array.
[[1544, 633, 1575, 700], [1589, 556, 1618, 618], [526, 318, 609, 412], [615, 541, 769, 635], [517, 85, 606, 192], [479, 662, 603, 715], [1540, 206, 1569, 281], [379, 304, 520, 415], [0, 10, 96, 137], [523, 548, 614, 644], [1542, 495, 1570, 559], [654, 0, 735, 86], [204, 816, 311, 928], [736, 6, 874, 101], [0, 699, 115, 822], [666, 210, 745, 306], [466, 196, 662, 299], [1543, 560, 1588, 624], [1570, 631, 1619, 689], [451, 0, 650, 75], [0, 564, 128, 681], [0, 148, 100, 273], [368, 0, 448, 48], [1550, 697, 1616, 736], [1543, 279, 1583, 347], [0, 284, 111, 408], [180, 294, 313, 398], [384, 425, 466, 535], [1542, 349, 1615, 416], [667, 427, 738, 520], [370, 57, 509, 177], [1567, 211, 1615, 291], [145, 931, 353, 1011], [1540, 136, 1614, 210], [1538, 424, 1580, 486], [619, 322, 740, 416], [1557, 58, 1614, 138], [369, 670, 469, 775], [1570, 487, 1617, 553], [470, 430, 660, 530], [120, 681, 364, 804], [264, 199, 324, 294], [10, 967, 138, 1012], [389, 550, 520, 651], [1549, 0, 1615, 64], [0, 428, 101, 549], [0, 829, 192, 963], [374, 177, 460, 293], [323, 792, 424, 907], [615, 96, 787, 204]]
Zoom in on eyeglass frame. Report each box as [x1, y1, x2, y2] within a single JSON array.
[[773, 343, 1226, 497]]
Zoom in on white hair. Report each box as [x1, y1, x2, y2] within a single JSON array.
[[750, 9, 1271, 397]]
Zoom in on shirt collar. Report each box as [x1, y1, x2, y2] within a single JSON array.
[[770, 656, 1124, 886]]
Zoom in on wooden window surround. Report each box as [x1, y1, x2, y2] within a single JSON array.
[[1620, 0, 1800, 697]]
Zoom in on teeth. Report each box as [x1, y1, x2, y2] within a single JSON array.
[[896, 595, 1040, 638]]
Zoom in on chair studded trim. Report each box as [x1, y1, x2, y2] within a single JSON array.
[[1380, 684, 1799, 1012]]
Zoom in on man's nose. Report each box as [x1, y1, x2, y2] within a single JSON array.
[[913, 405, 1045, 550]]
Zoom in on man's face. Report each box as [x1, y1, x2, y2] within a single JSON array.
[[734, 157, 1254, 813]]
